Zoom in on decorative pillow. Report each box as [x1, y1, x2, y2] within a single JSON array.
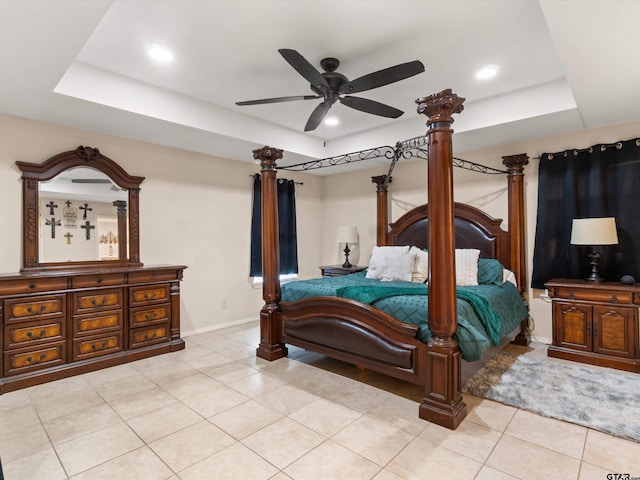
[[477, 258, 504, 285], [409, 246, 429, 283], [365, 246, 410, 279], [381, 252, 416, 282], [455, 249, 480, 286]]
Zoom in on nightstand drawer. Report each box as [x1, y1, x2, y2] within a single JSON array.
[[552, 286, 633, 305]]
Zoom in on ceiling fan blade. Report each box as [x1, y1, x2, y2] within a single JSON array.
[[339, 60, 425, 95], [236, 95, 320, 106], [340, 96, 404, 118], [304, 101, 332, 131], [279, 49, 330, 92]]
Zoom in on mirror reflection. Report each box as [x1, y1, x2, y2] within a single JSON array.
[[38, 167, 128, 263]]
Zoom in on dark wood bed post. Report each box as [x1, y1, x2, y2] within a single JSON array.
[[503, 153, 531, 346], [416, 89, 467, 429], [372, 175, 391, 246], [254, 146, 288, 361]]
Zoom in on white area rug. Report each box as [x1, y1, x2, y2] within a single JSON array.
[[463, 349, 640, 443]]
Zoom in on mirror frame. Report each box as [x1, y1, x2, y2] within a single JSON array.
[[16, 146, 145, 272]]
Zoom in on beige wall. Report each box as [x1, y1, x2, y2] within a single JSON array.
[[0, 114, 324, 336], [322, 119, 640, 343]]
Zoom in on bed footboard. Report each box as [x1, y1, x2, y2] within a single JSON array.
[[281, 298, 428, 385]]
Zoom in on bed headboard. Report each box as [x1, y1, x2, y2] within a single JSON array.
[[387, 202, 511, 269]]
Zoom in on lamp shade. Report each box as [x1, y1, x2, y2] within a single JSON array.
[[336, 226, 358, 244], [570, 217, 618, 245]]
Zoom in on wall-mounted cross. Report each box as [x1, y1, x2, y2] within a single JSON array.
[[64, 232, 73, 245], [46, 201, 58, 215], [79, 203, 93, 219], [65, 200, 72, 207], [81, 220, 95, 240], [45, 217, 61, 238]]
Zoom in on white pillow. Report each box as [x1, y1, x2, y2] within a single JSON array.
[[455, 249, 480, 286], [366, 246, 410, 279], [409, 246, 429, 283], [381, 252, 416, 282]]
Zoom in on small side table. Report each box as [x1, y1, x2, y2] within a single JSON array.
[[319, 265, 367, 277]]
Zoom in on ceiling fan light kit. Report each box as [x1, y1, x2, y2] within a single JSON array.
[[236, 49, 425, 131]]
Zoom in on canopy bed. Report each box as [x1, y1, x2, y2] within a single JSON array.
[[0, 146, 185, 394], [254, 89, 529, 429]]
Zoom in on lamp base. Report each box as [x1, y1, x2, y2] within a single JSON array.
[[342, 243, 352, 269], [585, 246, 605, 283], [585, 273, 606, 283]]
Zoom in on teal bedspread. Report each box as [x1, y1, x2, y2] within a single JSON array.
[[281, 270, 528, 362]]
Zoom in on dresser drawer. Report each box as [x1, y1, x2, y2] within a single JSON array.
[[551, 286, 633, 305], [4, 294, 66, 324], [72, 332, 123, 361], [0, 277, 68, 296], [130, 304, 170, 328], [4, 319, 65, 350], [129, 284, 170, 307], [4, 342, 66, 376], [129, 270, 180, 284], [129, 323, 170, 349], [73, 310, 123, 338], [72, 288, 124, 314], [71, 274, 126, 289]]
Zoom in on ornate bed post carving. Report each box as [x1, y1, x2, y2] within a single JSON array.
[[371, 175, 391, 246], [254, 146, 288, 361], [503, 153, 531, 346], [416, 89, 467, 429]]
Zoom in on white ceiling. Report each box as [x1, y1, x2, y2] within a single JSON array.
[[2, 0, 640, 173]]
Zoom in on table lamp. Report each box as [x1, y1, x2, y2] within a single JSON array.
[[570, 217, 618, 283], [336, 226, 358, 268]]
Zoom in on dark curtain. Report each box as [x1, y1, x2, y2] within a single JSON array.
[[250, 174, 299, 277], [531, 138, 640, 288]]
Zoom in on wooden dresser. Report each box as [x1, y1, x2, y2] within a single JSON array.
[[546, 278, 640, 373], [0, 265, 186, 393]]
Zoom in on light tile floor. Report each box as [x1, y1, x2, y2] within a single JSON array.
[[1, 321, 639, 480]]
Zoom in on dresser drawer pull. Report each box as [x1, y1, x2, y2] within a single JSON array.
[[144, 312, 158, 321], [27, 329, 47, 340], [27, 305, 47, 315], [29, 283, 37, 289], [26, 354, 47, 364], [568, 292, 575, 301], [91, 341, 108, 351], [96, 277, 103, 283], [143, 292, 158, 301], [91, 297, 108, 307], [144, 332, 158, 341], [610, 295, 619, 304]]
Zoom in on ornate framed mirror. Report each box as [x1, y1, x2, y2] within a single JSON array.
[[16, 146, 145, 271]]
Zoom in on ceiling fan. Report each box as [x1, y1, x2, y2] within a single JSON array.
[[236, 49, 425, 132]]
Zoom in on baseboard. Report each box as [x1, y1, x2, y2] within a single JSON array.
[[182, 316, 259, 338]]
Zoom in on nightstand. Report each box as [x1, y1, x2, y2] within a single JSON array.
[[319, 265, 367, 277], [545, 278, 640, 373]]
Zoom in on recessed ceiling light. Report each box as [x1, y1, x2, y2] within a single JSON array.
[[324, 117, 339, 126], [146, 43, 173, 62], [476, 65, 499, 80]]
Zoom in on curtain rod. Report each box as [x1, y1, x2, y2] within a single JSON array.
[[536, 138, 640, 160]]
